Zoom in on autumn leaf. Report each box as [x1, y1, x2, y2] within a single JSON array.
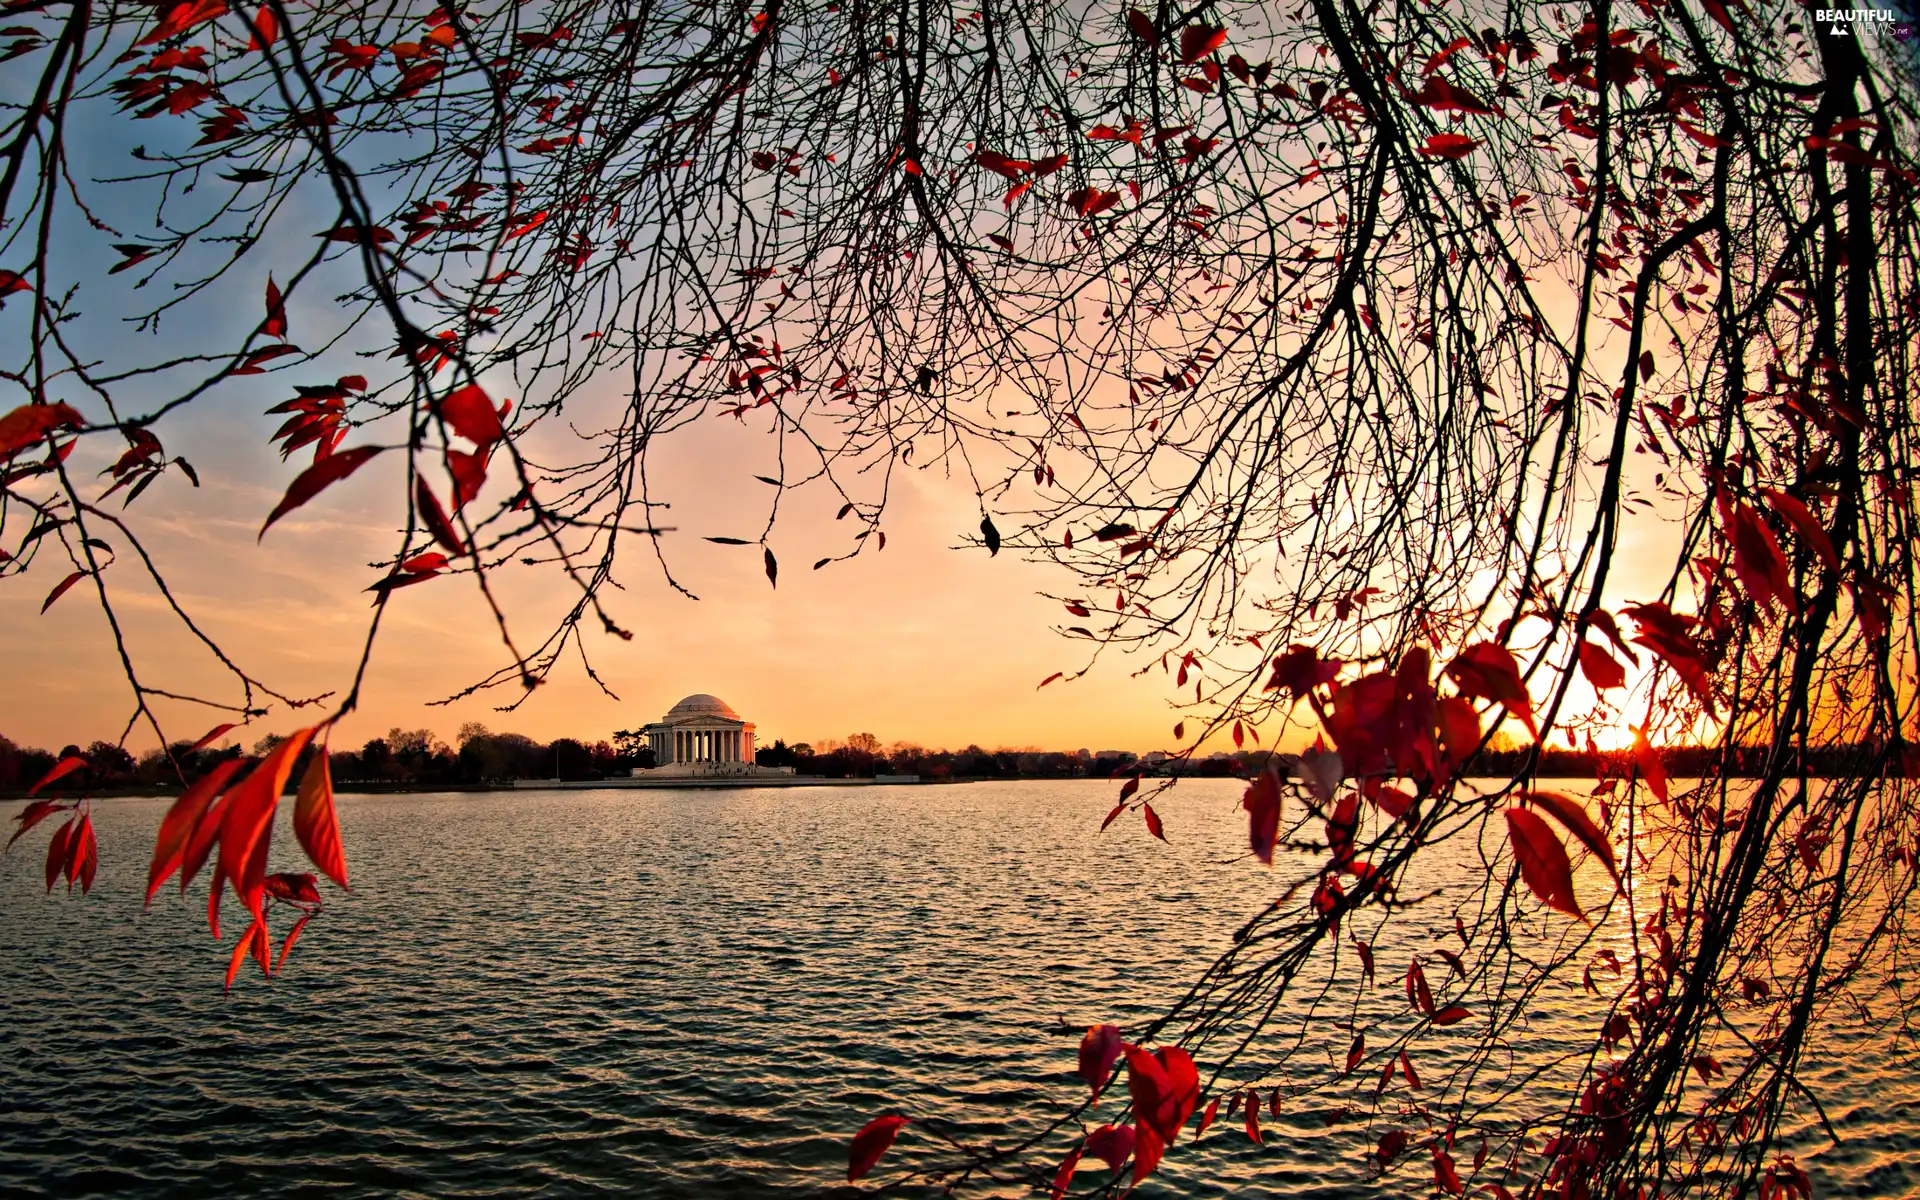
[[1178, 24, 1227, 64], [70, 815, 97, 894], [1123, 8, 1157, 45], [1078, 1023, 1123, 1096], [41, 569, 87, 613], [0, 401, 83, 462], [1420, 133, 1480, 159], [1126, 1043, 1199, 1144], [1524, 791, 1620, 886], [847, 1114, 909, 1181], [44, 818, 75, 891], [1242, 767, 1282, 865], [1577, 639, 1626, 690], [275, 911, 315, 974], [1195, 1096, 1220, 1140], [293, 742, 348, 888], [416, 477, 466, 556], [1761, 488, 1839, 574], [146, 758, 246, 906], [1086, 1124, 1135, 1170], [435, 383, 506, 446], [980, 514, 1000, 555], [29, 755, 89, 796], [1406, 958, 1435, 1015], [188, 723, 237, 753], [763, 546, 778, 588], [1445, 643, 1536, 738], [1505, 806, 1582, 918], [262, 275, 287, 338], [259, 445, 385, 538], [1431, 1004, 1473, 1025], [1142, 801, 1167, 842], [7, 799, 71, 850], [217, 728, 318, 927], [1632, 724, 1669, 803]]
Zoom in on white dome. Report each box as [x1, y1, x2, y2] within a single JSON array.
[[665, 693, 738, 720]]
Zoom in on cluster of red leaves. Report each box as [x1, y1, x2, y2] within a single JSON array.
[[143, 722, 349, 988], [9, 723, 350, 990]]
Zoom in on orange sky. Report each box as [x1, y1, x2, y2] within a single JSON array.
[[2, 390, 1217, 756]]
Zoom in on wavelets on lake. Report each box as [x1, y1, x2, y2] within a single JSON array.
[[1, 781, 1913, 1197]]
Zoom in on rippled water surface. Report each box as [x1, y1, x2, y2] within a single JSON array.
[[2, 781, 1915, 1198]]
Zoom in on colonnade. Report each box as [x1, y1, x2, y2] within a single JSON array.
[[663, 727, 744, 763]]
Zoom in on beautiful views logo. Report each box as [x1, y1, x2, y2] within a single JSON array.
[[1813, 8, 1910, 36]]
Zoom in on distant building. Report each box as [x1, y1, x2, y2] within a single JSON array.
[[635, 694, 791, 778]]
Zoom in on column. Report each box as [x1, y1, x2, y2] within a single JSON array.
[[732, 730, 740, 761]]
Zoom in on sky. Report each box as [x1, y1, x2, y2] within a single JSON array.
[[0, 4, 1754, 761]]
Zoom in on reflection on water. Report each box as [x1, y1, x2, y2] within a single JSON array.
[[0, 781, 1912, 1197]]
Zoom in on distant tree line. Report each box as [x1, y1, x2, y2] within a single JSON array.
[[2, 727, 1902, 795]]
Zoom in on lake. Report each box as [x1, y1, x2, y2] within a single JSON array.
[[1, 781, 1913, 1197]]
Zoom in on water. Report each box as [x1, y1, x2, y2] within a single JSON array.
[[1, 781, 1914, 1197]]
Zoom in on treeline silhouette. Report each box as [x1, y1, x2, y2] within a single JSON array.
[[0, 727, 1899, 795]]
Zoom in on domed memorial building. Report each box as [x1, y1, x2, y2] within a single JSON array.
[[635, 694, 790, 778]]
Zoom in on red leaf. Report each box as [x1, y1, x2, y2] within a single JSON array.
[[1195, 1096, 1220, 1140], [1078, 1023, 1124, 1096], [318, 224, 396, 245], [218, 729, 317, 928], [0, 401, 83, 462], [1132, 1123, 1164, 1184], [1100, 801, 1126, 831], [1444, 643, 1536, 738], [264, 871, 322, 904], [188, 723, 237, 753], [225, 918, 271, 991], [1345, 1033, 1365, 1074], [1431, 1004, 1473, 1025], [1727, 501, 1796, 615], [1124, 8, 1157, 46], [1435, 695, 1480, 764], [1434, 1145, 1464, 1194], [1762, 488, 1838, 574], [1125, 1044, 1199, 1144], [246, 4, 277, 49], [1085, 1124, 1135, 1170], [1525, 790, 1620, 886], [506, 210, 549, 240], [1577, 639, 1626, 690], [1243, 1090, 1262, 1143], [293, 745, 348, 889], [1242, 766, 1282, 865], [70, 815, 97, 893], [146, 758, 246, 906], [1632, 724, 1668, 803], [1377, 1129, 1409, 1166], [261, 275, 287, 339], [847, 1114, 909, 1182], [7, 799, 71, 850], [1355, 939, 1375, 984], [1505, 806, 1582, 918], [1142, 801, 1167, 842], [41, 570, 87, 613], [436, 384, 506, 446], [259, 445, 385, 538], [275, 911, 314, 974], [1179, 24, 1227, 64], [29, 754, 89, 795], [44, 818, 75, 891], [1407, 959, 1435, 1015], [1420, 133, 1480, 159], [416, 477, 466, 556]]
